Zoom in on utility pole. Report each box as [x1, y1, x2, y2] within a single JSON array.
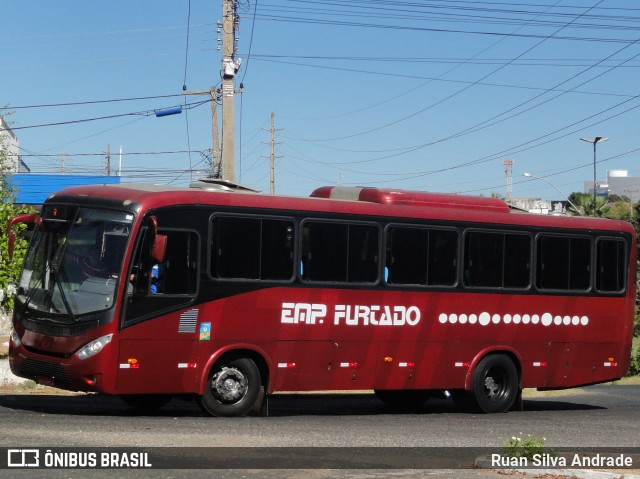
[[263, 112, 281, 195], [221, 0, 240, 183], [106, 144, 111, 176], [502, 159, 513, 201], [182, 0, 241, 183], [211, 93, 221, 178]]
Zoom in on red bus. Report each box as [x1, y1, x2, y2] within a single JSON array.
[[6, 182, 636, 416]]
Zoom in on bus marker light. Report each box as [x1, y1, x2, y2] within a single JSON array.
[[178, 363, 197, 369], [339, 362, 358, 368], [384, 357, 393, 363], [82, 375, 97, 386], [454, 362, 470, 367], [278, 362, 296, 368], [128, 358, 138, 365], [604, 362, 617, 367], [533, 362, 548, 367], [398, 362, 415, 368]]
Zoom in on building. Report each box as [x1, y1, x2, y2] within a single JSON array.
[[584, 170, 640, 202], [11, 174, 121, 205], [0, 116, 19, 172], [509, 198, 571, 215]]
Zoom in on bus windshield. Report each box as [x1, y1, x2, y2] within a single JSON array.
[[17, 206, 134, 319]]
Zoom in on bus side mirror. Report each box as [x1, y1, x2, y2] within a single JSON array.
[[7, 232, 16, 261], [152, 234, 167, 263], [5, 213, 41, 261], [146, 215, 166, 263]]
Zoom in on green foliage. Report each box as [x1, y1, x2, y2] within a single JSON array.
[[0, 203, 32, 311], [503, 434, 546, 460], [627, 347, 640, 377], [567, 192, 610, 217], [0, 110, 34, 311]]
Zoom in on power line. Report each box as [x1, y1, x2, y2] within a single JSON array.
[[1, 99, 210, 132], [8, 93, 199, 110]]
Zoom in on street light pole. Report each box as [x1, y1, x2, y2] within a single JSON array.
[[523, 172, 582, 216], [580, 136, 608, 216]]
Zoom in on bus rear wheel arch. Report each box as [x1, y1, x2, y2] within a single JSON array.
[[198, 357, 264, 417], [453, 353, 520, 413]]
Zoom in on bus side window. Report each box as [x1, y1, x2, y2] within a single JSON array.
[[596, 238, 626, 293], [158, 231, 198, 294], [211, 216, 294, 281]]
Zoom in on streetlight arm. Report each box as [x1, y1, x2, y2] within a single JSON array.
[[523, 173, 582, 216]]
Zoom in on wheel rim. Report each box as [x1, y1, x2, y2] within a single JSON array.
[[211, 366, 248, 404], [483, 368, 506, 401]]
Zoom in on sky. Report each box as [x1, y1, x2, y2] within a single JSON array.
[[2, 0, 639, 201]]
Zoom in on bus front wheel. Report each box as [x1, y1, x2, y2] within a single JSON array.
[[470, 354, 519, 413], [199, 358, 262, 417]]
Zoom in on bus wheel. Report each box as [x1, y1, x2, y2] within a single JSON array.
[[120, 394, 172, 411], [199, 358, 261, 417], [471, 354, 519, 413], [374, 389, 431, 409]]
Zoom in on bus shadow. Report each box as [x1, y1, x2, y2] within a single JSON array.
[[265, 393, 605, 416], [0, 393, 206, 417], [0, 392, 604, 417]]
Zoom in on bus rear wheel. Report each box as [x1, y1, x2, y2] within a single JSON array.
[[469, 354, 519, 413], [198, 358, 261, 417], [374, 389, 431, 409]]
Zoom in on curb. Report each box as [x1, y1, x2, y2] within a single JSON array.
[[475, 455, 640, 479]]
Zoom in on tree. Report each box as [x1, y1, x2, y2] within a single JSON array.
[[0, 110, 33, 311], [567, 192, 608, 217]]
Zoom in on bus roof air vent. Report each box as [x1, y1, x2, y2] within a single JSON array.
[[190, 178, 259, 193], [310, 186, 510, 213]]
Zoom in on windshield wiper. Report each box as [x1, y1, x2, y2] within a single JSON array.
[[52, 272, 77, 321]]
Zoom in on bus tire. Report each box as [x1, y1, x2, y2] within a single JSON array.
[[198, 358, 262, 417], [470, 354, 519, 413], [120, 394, 172, 411], [374, 389, 431, 409]]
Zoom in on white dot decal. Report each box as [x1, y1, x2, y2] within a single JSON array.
[[436, 311, 590, 327]]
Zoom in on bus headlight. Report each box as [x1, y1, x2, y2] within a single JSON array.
[[75, 334, 113, 360], [10, 329, 21, 348]]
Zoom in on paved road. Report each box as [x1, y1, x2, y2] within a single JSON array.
[[0, 385, 639, 478]]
